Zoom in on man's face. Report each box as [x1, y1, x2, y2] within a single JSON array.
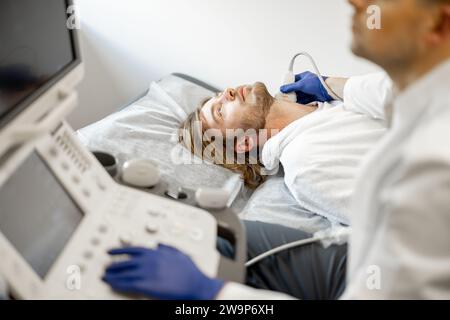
[[200, 82, 274, 134], [349, 0, 434, 70]]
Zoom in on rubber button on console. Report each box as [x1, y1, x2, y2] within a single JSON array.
[[82, 189, 91, 198], [61, 162, 70, 171], [72, 176, 80, 184], [189, 228, 204, 241], [119, 234, 133, 246], [147, 210, 160, 218], [83, 251, 94, 260], [90, 237, 101, 246], [145, 223, 159, 234], [170, 223, 184, 236], [98, 224, 108, 234]]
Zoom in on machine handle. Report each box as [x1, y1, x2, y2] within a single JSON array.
[[9, 90, 78, 144]]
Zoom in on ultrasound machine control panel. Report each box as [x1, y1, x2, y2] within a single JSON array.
[[0, 122, 220, 299]]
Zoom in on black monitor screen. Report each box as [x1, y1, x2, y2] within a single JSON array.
[[0, 0, 79, 129]]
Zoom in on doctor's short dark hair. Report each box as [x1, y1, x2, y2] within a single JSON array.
[[178, 98, 266, 189]]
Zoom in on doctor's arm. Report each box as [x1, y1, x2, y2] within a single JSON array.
[[324, 77, 348, 101], [341, 156, 450, 299], [342, 72, 393, 120]]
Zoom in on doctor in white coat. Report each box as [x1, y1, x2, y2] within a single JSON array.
[[103, 0, 450, 299]]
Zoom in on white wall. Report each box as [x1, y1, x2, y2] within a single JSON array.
[[68, 0, 380, 129]]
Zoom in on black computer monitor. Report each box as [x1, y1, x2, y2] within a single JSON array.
[[0, 0, 81, 129]]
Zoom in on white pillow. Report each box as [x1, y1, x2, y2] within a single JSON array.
[[78, 75, 250, 210]]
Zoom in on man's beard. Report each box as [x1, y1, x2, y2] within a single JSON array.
[[242, 82, 274, 130], [252, 82, 274, 114]]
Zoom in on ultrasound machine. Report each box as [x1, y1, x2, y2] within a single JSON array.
[[0, 0, 244, 299]]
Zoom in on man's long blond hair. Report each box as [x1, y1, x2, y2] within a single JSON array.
[[178, 100, 266, 189]]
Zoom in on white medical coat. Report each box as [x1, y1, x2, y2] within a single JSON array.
[[218, 58, 450, 299]]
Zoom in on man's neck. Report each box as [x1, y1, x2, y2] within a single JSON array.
[[387, 48, 450, 92], [263, 98, 317, 139]]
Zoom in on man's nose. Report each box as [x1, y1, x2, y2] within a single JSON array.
[[222, 88, 236, 101]]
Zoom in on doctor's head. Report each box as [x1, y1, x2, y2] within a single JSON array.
[[349, 0, 450, 89], [178, 82, 275, 188]]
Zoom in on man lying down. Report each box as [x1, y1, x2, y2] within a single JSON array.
[[178, 76, 386, 225]]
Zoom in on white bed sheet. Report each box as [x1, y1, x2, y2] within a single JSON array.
[[77, 75, 331, 233]]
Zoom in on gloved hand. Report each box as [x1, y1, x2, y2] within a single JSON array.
[[280, 71, 333, 104], [102, 245, 225, 300]]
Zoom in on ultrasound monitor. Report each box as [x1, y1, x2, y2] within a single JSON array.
[[0, 0, 81, 130]]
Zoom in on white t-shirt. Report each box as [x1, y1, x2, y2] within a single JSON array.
[[261, 100, 386, 225]]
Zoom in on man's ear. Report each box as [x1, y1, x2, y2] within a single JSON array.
[[443, 5, 450, 37], [425, 5, 450, 45], [235, 135, 257, 154]]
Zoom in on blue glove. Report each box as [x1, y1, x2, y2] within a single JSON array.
[[280, 71, 333, 104], [102, 245, 224, 300]]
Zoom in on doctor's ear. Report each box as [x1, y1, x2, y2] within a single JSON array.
[[235, 135, 257, 154], [425, 5, 450, 45]]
